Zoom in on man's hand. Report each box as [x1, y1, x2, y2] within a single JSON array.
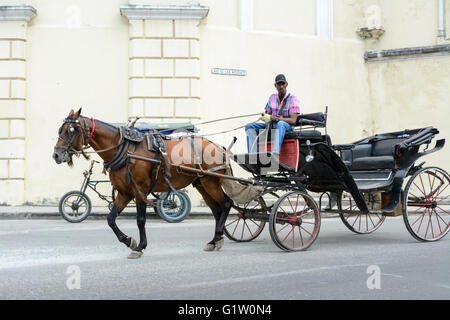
[[270, 115, 279, 122], [259, 113, 271, 123]]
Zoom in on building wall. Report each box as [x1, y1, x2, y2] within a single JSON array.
[[362, 0, 439, 50], [25, 0, 129, 204], [0, 0, 448, 206], [364, 0, 450, 167]]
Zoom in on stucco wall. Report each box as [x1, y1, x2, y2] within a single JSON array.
[[362, 0, 439, 50], [367, 57, 450, 166], [26, 0, 129, 204]]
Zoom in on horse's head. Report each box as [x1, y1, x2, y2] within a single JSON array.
[[53, 108, 90, 166]]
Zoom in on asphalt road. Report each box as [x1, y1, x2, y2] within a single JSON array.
[[0, 217, 449, 300]]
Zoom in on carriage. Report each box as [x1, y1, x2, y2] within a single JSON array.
[[54, 108, 450, 257], [222, 109, 450, 251]]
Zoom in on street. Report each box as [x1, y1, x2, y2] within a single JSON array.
[[0, 217, 449, 300]]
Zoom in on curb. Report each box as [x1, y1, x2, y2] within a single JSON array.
[[0, 206, 212, 220], [0, 206, 340, 220]]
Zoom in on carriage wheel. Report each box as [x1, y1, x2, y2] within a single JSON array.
[[224, 193, 277, 242], [269, 191, 321, 251], [403, 167, 450, 242], [338, 191, 386, 234], [58, 191, 92, 223]]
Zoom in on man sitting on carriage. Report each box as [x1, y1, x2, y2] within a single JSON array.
[[245, 74, 300, 159]]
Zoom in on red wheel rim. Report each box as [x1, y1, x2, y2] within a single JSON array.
[[272, 192, 320, 251], [224, 199, 266, 242], [339, 192, 385, 234], [405, 168, 450, 241]]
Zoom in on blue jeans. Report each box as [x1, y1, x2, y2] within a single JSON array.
[[245, 121, 293, 154]]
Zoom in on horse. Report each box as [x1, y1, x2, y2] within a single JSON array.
[[53, 108, 233, 259]]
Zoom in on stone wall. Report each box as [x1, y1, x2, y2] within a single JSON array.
[[0, 7, 36, 204], [123, 5, 207, 122]]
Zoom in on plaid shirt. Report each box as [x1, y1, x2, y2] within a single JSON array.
[[265, 93, 300, 117]]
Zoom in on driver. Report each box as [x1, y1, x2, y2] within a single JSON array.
[[245, 74, 300, 156]]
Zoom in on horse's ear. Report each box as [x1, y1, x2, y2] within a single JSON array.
[[69, 109, 74, 116], [73, 108, 82, 120]]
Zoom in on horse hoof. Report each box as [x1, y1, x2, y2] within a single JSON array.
[[128, 237, 137, 250], [127, 250, 143, 259], [203, 243, 215, 251], [203, 239, 224, 252], [215, 238, 224, 251]]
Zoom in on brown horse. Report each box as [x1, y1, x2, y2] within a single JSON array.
[[53, 109, 233, 259]]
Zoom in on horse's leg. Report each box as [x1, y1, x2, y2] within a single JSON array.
[[197, 176, 234, 251], [193, 179, 223, 251], [107, 192, 136, 250], [128, 200, 147, 259]]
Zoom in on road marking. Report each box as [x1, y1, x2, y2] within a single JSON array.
[[382, 273, 404, 279], [0, 252, 123, 271], [177, 263, 387, 289]]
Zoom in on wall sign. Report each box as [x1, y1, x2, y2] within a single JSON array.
[[211, 68, 247, 76]]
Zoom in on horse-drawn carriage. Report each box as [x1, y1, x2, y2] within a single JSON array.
[[223, 110, 450, 251], [53, 108, 450, 258]]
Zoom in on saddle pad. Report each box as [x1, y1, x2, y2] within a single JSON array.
[[121, 126, 145, 143]]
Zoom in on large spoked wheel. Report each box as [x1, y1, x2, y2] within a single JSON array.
[[269, 191, 321, 251], [224, 193, 278, 242], [58, 191, 92, 223], [403, 167, 450, 242], [338, 191, 386, 234], [155, 191, 191, 223]]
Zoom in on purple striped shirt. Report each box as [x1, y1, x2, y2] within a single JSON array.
[[265, 93, 300, 117]]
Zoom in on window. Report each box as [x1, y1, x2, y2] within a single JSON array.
[[316, 0, 333, 39]]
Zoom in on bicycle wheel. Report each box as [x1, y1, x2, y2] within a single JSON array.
[[58, 191, 92, 223], [155, 191, 191, 223]]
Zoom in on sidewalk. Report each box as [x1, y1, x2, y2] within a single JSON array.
[[0, 205, 212, 219]]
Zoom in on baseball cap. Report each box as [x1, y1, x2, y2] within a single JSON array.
[[275, 74, 287, 84]]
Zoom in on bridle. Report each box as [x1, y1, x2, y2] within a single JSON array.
[[55, 116, 94, 158], [56, 115, 123, 159]]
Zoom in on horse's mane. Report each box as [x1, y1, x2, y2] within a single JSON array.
[[95, 119, 120, 131], [80, 115, 119, 133]]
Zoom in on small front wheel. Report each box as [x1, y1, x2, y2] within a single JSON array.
[[155, 191, 191, 223], [58, 191, 92, 223], [223, 196, 269, 242], [269, 191, 321, 251], [338, 191, 386, 234]]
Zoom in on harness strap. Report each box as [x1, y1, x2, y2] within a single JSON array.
[[189, 135, 203, 171], [90, 118, 96, 143], [206, 165, 228, 173]]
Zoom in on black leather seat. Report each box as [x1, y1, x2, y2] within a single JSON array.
[[341, 138, 402, 170], [285, 130, 321, 140], [350, 156, 395, 170]]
